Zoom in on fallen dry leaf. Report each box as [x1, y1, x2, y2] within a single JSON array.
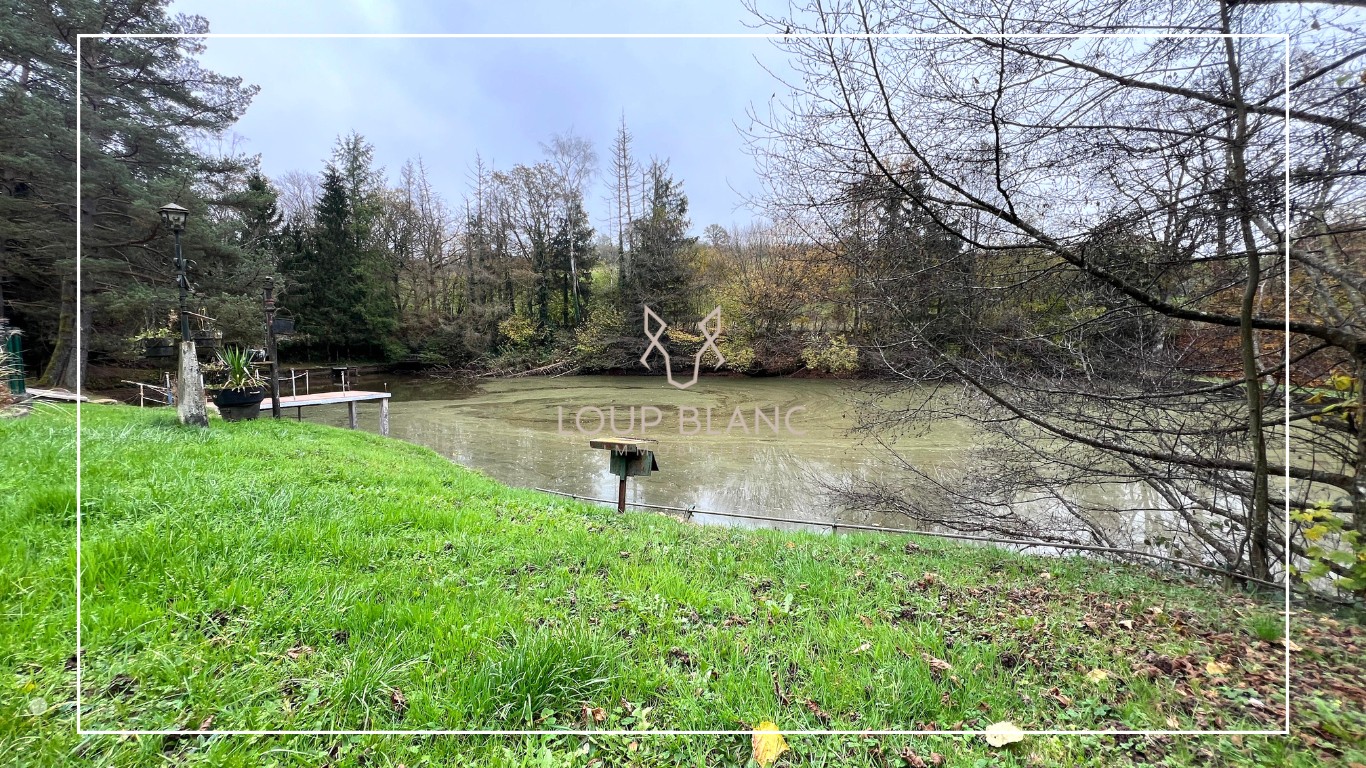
[[1044, 687, 1073, 707], [921, 653, 953, 673], [853, 641, 873, 654], [984, 721, 1025, 747], [1282, 638, 1303, 652], [285, 645, 314, 660], [752, 721, 790, 766], [900, 747, 928, 767], [804, 698, 831, 723], [389, 687, 407, 717], [1086, 668, 1110, 684], [582, 704, 607, 723], [1206, 660, 1231, 676]]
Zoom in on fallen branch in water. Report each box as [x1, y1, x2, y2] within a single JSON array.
[[479, 359, 575, 379]]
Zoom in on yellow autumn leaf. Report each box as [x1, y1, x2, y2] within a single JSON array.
[[752, 721, 790, 766], [984, 721, 1025, 748], [1282, 638, 1303, 652], [1206, 660, 1231, 676], [1086, 668, 1110, 683]]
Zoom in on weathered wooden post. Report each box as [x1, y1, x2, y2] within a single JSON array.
[[589, 437, 659, 513], [176, 341, 208, 426]]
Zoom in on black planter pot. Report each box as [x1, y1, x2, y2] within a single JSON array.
[[142, 338, 176, 359], [213, 386, 266, 421]]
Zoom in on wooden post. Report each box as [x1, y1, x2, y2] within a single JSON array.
[[347, 400, 358, 429], [379, 398, 389, 436], [176, 341, 208, 427], [617, 476, 627, 514], [291, 368, 301, 421]]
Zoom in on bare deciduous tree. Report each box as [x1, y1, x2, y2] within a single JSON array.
[[747, 0, 1366, 596], [543, 131, 597, 326]]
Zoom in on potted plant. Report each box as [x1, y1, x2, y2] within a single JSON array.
[[135, 328, 176, 359], [193, 327, 223, 352], [212, 346, 267, 421]]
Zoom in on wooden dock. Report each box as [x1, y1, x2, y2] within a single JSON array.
[[26, 387, 89, 403], [261, 390, 392, 435]]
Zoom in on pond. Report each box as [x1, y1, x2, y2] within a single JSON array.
[[287, 373, 1162, 540]]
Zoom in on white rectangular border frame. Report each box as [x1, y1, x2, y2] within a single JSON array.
[[73, 31, 1294, 738]]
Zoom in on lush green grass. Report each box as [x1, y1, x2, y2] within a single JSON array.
[[1, 404, 1362, 766]]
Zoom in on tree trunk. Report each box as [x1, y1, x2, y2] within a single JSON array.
[[561, 273, 569, 328], [40, 277, 84, 390], [1222, 3, 1272, 581], [1354, 353, 1366, 542]]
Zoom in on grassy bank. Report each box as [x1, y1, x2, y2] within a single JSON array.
[[1, 405, 1362, 766]]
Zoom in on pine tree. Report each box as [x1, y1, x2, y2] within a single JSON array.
[[283, 164, 399, 359], [0, 0, 257, 387], [623, 160, 698, 324], [551, 197, 595, 328]]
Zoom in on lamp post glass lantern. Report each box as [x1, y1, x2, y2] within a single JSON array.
[[158, 202, 189, 231]]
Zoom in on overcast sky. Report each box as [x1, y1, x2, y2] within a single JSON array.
[[169, 0, 794, 235]]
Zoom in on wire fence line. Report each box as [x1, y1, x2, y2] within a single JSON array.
[[534, 488, 1284, 590]]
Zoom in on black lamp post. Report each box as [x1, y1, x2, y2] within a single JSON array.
[[263, 277, 281, 419], [158, 203, 191, 341], [158, 202, 206, 427]]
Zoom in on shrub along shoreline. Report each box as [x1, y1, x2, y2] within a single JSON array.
[[1, 405, 1362, 766]]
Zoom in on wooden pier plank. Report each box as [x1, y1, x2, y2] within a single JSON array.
[[259, 390, 391, 409], [257, 390, 391, 435], [27, 388, 89, 403]]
